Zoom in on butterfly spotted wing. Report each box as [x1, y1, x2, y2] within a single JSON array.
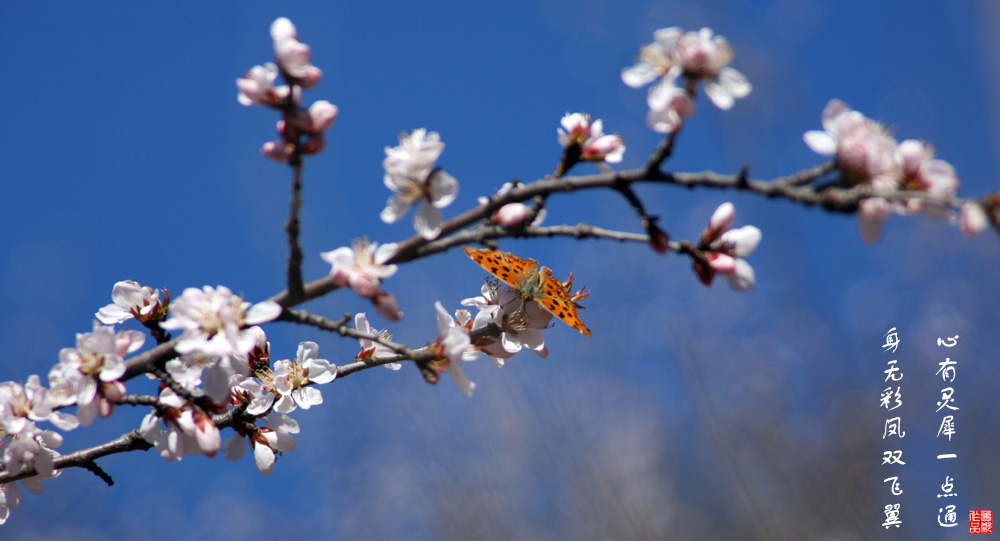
[[462, 247, 592, 337]]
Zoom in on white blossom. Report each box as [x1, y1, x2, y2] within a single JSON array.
[[160, 286, 281, 357], [381, 129, 458, 239], [321, 239, 398, 298]]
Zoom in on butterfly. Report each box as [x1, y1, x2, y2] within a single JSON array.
[[462, 247, 591, 337]]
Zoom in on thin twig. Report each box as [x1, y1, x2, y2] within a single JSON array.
[[285, 161, 305, 296]]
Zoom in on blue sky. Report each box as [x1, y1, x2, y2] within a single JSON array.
[[2, 1, 999, 538]]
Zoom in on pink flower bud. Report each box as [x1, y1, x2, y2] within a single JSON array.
[[274, 38, 312, 79], [706, 252, 736, 273], [371, 291, 403, 322], [960, 202, 988, 236], [493, 203, 530, 226], [582, 134, 625, 163], [270, 17, 298, 43], [897, 139, 929, 176], [702, 202, 734, 242], [298, 66, 323, 88], [709, 202, 735, 231], [262, 141, 294, 162], [306, 100, 338, 132]]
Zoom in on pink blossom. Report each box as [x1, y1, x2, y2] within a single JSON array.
[[321, 239, 398, 298], [896, 139, 959, 215], [354, 313, 398, 370], [381, 129, 458, 239], [623, 27, 750, 114], [383, 128, 445, 176], [803, 100, 900, 189], [645, 79, 694, 134], [557, 112, 625, 163], [676, 28, 751, 110], [236, 63, 287, 107], [462, 283, 550, 367], [159, 286, 281, 357], [434, 302, 475, 395], [96, 280, 163, 325]]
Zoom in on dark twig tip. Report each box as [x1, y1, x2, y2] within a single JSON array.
[[82, 460, 115, 487]]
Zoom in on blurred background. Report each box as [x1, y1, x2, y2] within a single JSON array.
[[2, 1, 999, 539]]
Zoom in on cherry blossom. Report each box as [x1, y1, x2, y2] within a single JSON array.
[[623, 27, 750, 116], [557, 112, 625, 163], [49, 323, 141, 426], [383, 128, 445, 176], [804, 102, 965, 242], [255, 413, 300, 475], [0, 378, 78, 435], [222, 412, 299, 475], [803, 100, 900, 190], [236, 63, 287, 107], [381, 129, 459, 239], [644, 79, 694, 134], [0, 423, 64, 505], [321, 238, 398, 298], [0, 482, 18, 524], [96, 280, 164, 325], [139, 387, 220, 461], [159, 286, 281, 357], [268, 342, 337, 413], [433, 302, 474, 395], [354, 313, 399, 370], [675, 28, 752, 110], [462, 282, 550, 367], [189, 326, 267, 404]]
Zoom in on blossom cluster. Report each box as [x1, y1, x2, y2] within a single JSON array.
[[237, 17, 337, 162], [802, 99, 979, 241], [0, 317, 147, 522], [0, 279, 307, 523], [694, 202, 762, 291]]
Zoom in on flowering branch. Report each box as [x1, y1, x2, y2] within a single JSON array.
[[1, 18, 996, 527]]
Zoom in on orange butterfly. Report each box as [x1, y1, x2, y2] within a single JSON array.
[[462, 247, 591, 337]]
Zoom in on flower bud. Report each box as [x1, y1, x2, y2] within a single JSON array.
[[371, 291, 403, 322]]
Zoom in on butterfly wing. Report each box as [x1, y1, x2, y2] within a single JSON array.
[[538, 270, 592, 337], [462, 247, 538, 291]]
